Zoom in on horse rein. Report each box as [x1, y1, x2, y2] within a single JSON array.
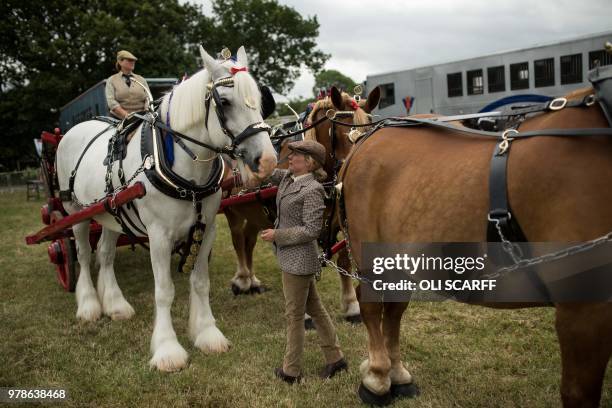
[[270, 109, 381, 142]]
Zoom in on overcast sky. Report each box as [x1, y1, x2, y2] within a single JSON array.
[[191, 0, 611, 99]]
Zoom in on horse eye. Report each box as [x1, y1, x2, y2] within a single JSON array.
[[220, 99, 231, 106]]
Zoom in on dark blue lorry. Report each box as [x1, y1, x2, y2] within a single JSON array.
[[58, 78, 177, 132]]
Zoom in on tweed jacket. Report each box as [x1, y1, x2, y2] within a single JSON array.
[[267, 169, 326, 276]]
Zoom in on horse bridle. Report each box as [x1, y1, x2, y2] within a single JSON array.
[[315, 105, 376, 260], [204, 76, 271, 159]]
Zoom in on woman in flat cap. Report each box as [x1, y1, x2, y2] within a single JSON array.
[[260, 139, 348, 384], [105, 50, 151, 119]]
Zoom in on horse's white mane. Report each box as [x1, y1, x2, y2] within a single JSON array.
[[162, 69, 208, 132], [162, 64, 262, 133]]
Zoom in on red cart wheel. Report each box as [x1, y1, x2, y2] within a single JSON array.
[[48, 238, 78, 292]]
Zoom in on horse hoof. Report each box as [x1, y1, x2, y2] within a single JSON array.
[[231, 283, 250, 296], [194, 326, 230, 354], [249, 285, 267, 294], [390, 382, 420, 399], [358, 383, 393, 406], [304, 318, 315, 330], [345, 314, 362, 324], [149, 342, 189, 372]]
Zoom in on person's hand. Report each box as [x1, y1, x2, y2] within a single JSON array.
[[112, 106, 129, 119], [260, 229, 275, 242]]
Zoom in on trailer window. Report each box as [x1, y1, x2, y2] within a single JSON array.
[[510, 62, 529, 90], [534, 58, 555, 87], [379, 83, 395, 109], [487, 66, 505, 93], [561, 53, 582, 84], [447, 72, 462, 97], [467, 69, 483, 95], [589, 50, 612, 69]]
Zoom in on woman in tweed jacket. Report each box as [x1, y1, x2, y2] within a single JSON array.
[[261, 139, 347, 383]]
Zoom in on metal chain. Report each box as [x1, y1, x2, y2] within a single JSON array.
[[104, 133, 117, 190], [71, 155, 150, 209], [488, 216, 524, 264], [318, 250, 384, 302], [318, 254, 372, 285], [484, 231, 612, 280]]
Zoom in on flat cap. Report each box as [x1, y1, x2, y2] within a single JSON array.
[[288, 139, 326, 167], [117, 50, 138, 61]]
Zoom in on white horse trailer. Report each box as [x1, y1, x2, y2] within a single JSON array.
[[367, 30, 612, 117]]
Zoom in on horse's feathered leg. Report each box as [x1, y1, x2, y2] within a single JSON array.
[[148, 225, 188, 372], [243, 221, 263, 291], [189, 212, 231, 353], [357, 288, 392, 403], [226, 209, 253, 293], [337, 249, 361, 322], [383, 302, 419, 399], [96, 227, 134, 320], [73, 220, 102, 321]]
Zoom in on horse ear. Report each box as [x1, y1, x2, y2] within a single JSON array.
[[199, 45, 216, 71], [260, 85, 276, 119], [364, 86, 381, 113], [236, 46, 248, 67], [331, 86, 344, 110]]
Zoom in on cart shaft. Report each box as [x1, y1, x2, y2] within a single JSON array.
[[25, 182, 146, 245]]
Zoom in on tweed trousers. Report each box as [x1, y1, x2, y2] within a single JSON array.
[[282, 271, 343, 377]]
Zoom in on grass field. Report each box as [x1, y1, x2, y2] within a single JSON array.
[[1, 191, 610, 407]]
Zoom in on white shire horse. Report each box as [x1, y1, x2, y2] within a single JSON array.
[[56, 46, 277, 371]]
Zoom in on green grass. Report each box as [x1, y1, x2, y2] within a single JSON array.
[[1, 191, 610, 407]]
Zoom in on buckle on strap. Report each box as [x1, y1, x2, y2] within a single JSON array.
[[488, 210, 511, 223], [549, 97, 567, 111], [497, 129, 519, 156], [584, 94, 596, 107]]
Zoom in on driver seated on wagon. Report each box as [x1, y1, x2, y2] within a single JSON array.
[[105, 50, 151, 120]]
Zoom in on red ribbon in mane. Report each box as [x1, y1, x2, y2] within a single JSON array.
[[230, 66, 248, 75], [349, 99, 360, 111]]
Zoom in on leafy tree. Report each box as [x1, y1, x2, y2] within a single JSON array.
[[208, 0, 329, 95], [0, 0, 327, 169], [312, 69, 358, 97]]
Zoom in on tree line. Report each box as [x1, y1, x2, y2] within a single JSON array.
[[0, 0, 329, 169]]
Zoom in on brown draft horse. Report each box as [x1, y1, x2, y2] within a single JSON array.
[[221, 86, 380, 322], [338, 87, 612, 407]]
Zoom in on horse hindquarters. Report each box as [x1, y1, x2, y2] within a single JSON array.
[[340, 127, 492, 402]]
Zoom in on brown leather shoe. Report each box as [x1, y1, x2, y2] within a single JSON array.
[[274, 367, 302, 384], [320, 358, 348, 379]]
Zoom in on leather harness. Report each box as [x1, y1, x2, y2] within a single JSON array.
[[337, 93, 612, 274], [60, 74, 273, 251]]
